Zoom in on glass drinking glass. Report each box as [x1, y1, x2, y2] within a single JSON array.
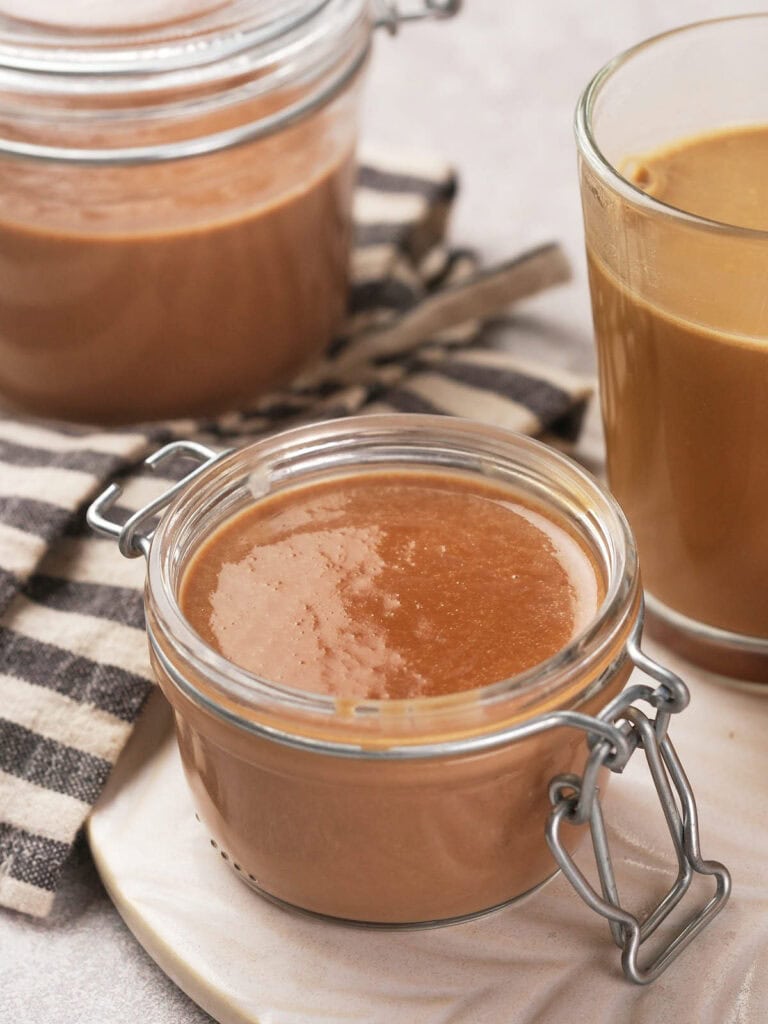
[[576, 15, 768, 684]]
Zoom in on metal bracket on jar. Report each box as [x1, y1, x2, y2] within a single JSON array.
[[86, 440, 227, 559], [545, 621, 731, 985], [374, 0, 462, 35]]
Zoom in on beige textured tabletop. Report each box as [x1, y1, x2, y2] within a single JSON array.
[[1, 2, 760, 1022]]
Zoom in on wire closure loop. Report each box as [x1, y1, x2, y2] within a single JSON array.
[[375, 0, 462, 35], [86, 439, 730, 985], [546, 631, 731, 984], [86, 440, 226, 559]]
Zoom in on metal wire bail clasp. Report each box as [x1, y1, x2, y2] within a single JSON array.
[[86, 440, 224, 560], [375, 0, 461, 35], [546, 615, 731, 984]]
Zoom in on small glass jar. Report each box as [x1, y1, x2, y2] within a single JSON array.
[[0, 1, 455, 424], [89, 415, 730, 983]]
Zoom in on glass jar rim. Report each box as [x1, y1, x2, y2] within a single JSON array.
[[146, 415, 640, 740], [0, 1, 337, 74], [575, 12, 768, 242], [0, 0, 370, 164]]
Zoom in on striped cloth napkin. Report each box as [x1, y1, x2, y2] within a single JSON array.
[[0, 151, 591, 918]]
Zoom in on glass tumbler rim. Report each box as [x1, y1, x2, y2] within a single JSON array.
[[575, 12, 768, 242]]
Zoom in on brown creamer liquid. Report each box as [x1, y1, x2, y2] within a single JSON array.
[[180, 470, 602, 699], [588, 125, 768, 638], [165, 468, 622, 922], [0, 99, 355, 424]]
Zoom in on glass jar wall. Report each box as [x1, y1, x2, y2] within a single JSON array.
[[0, 0, 370, 422], [141, 416, 641, 923]]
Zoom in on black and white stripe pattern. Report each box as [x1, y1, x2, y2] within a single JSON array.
[[0, 152, 591, 917]]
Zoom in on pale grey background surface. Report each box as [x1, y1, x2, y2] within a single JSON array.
[[1, 2, 761, 1021]]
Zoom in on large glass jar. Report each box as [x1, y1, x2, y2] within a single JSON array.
[[89, 415, 730, 982], [0, 1, 453, 424]]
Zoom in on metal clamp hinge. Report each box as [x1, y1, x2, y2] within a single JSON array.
[[86, 440, 227, 559], [546, 619, 731, 984], [375, 0, 461, 35]]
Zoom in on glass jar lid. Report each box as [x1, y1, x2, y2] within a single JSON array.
[[0, 0, 371, 162], [0, 0, 357, 73]]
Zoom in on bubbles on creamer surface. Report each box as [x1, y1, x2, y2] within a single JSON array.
[[182, 472, 604, 700]]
